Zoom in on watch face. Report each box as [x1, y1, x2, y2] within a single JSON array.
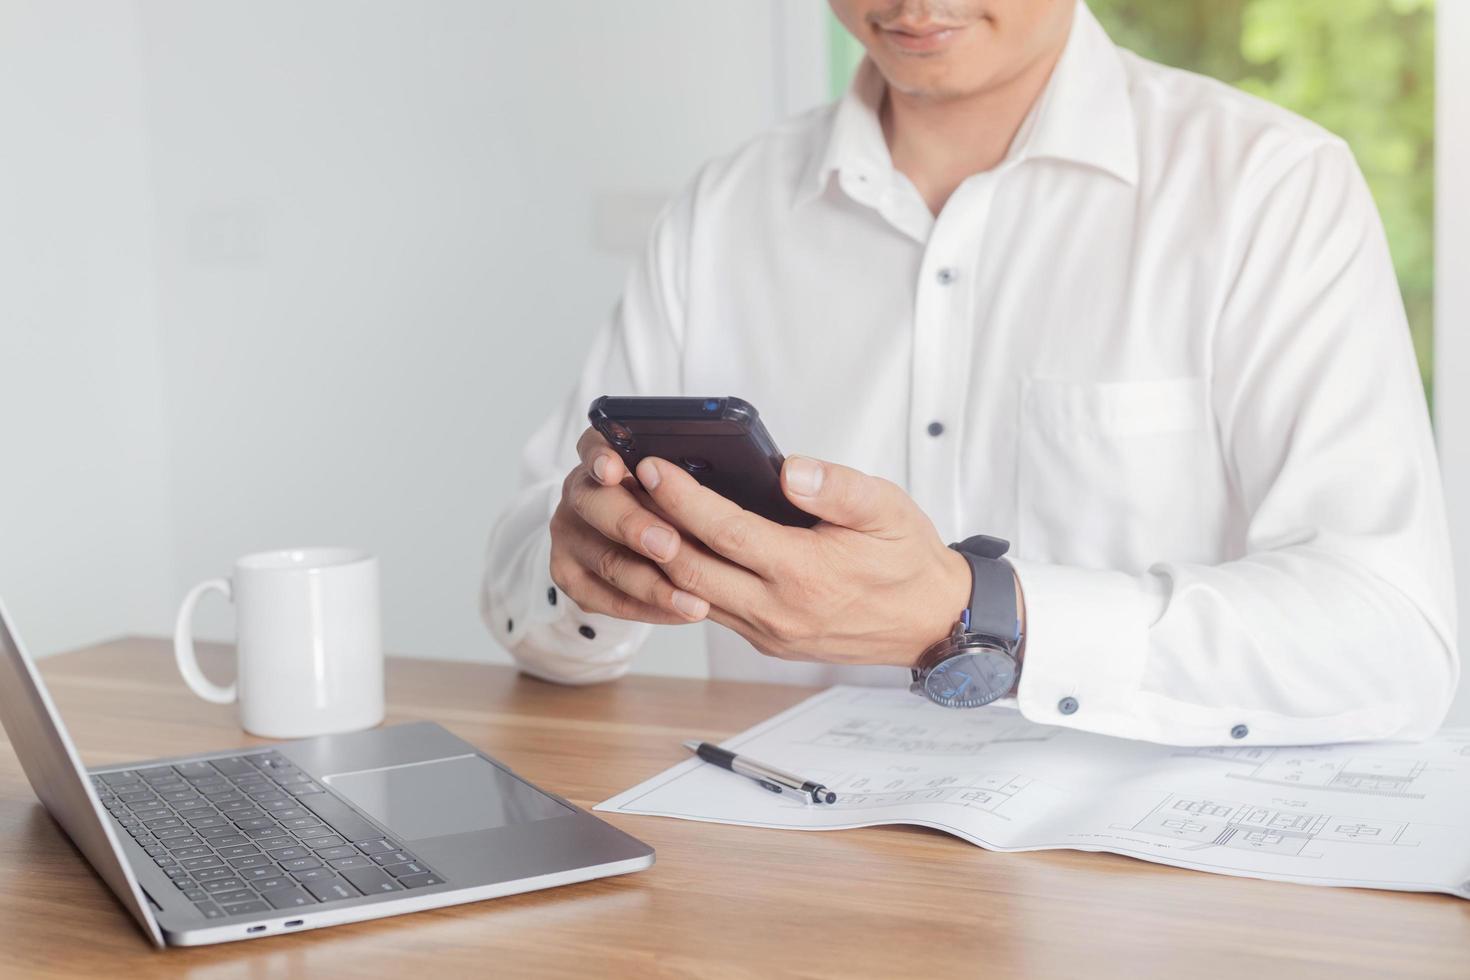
[[924, 649, 1016, 709]]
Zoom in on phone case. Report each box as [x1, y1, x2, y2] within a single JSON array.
[[587, 396, 818, 528]]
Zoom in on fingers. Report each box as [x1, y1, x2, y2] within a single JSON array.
[[780, 456, 906, 534], [565, 457, 682, 564], [551, 503, 709, 624], [633, 457, 789, 578], [576, 426, 628, 487]]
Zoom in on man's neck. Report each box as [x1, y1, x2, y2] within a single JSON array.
[[881, 42, 1070, 216]]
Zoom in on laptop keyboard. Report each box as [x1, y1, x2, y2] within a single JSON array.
[[92, 751, 446, 921]]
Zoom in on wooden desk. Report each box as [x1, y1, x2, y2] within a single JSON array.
[[1, 639, 1465, 978]]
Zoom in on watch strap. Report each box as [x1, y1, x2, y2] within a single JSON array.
[[950, 538, 1020, 646]]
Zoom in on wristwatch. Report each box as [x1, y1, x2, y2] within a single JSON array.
[[910, 534, 1023, 709]]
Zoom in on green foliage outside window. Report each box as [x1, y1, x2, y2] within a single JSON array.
[[826, 0, 1437, 401]]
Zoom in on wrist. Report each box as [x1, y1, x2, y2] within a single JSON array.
[[908, 546, 971, 668]]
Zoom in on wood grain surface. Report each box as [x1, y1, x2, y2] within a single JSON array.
[[1, 638, 1466, 979]]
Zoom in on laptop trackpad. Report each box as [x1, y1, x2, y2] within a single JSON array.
[[324, 754, 571, 842]]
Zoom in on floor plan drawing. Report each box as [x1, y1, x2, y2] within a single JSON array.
[[809, 716, 1059, 756], [1127, 795, 1415, 856], [1174, 746, 1431, 798], [819, 771, 1030, 815], [599, 686, 1470, 900]]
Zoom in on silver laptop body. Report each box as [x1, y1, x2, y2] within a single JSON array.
[[0, 597, 653, 946]]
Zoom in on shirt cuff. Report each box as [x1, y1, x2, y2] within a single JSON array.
[[1009, 559, 1159, 737], [482, 525, 649, 685]]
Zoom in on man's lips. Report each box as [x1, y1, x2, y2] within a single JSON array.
[[876, 22, 967, 53]]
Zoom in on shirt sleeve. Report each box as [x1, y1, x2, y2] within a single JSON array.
[[1012, 142, 1459, 746], [479, 188, 691, 684]]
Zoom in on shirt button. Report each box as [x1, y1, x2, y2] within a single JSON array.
[[547, 587, 557, 606], [1058, 697, 1078, 715], [578, 625, 597, 640], [936, 267, 958, 285], [926, 421, 945, 437], [1230, 723, 1249, 740]]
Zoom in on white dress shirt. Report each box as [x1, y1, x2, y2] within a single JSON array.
[[481, 1, 1457, 746]]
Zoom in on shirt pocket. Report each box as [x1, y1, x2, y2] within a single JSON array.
[[1017, 377, 1212, 570]]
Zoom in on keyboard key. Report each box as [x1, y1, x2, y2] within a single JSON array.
[[252, 875, 292, 892], [274, 772, 311, 785], [174, 845, 214, 860], [244, 827, 286, 840], [117, 790, 155, 804], [234, 775, 270, 789], [182, 888, 208, 901], [280, 856, 324, 872], [267, 845, 311, 861], [280, 816, 324, 832], [229, 854, 274, 870], [260, 886, 317, 909], [144, 845, 169, 858], [233, 816, 276, 831], [174, 762, 216, 780], [180, 855, 225, 871], [259, 799, 295, 812], [254, 837, 293, 853], [304, 835, 347, 850], [253, 753, 291, 770], [194, 901, 225, 919], [341, 866, 404, 895], [285, 783, 325, 797], [201, 877, 247, 893], [397, 872, 444, 889], [164, 867, 191, 879], [189, 815, 230, 829], [210, 757, 257, 777], [101, 772, 142, 786], [159, 789, 199, 803], [154, 826, 194, 840], [128, 800, 166, 813], [211, 834, 250, 848], [327, 855, 376, 871], [218, 843, 261, 859], [164, 836, 205, 850], [174, 799, 211, 812], [218, 899, 269, 915], [200, 825, 241, 840], [143, 816, 183, 831], [384, 862, 429, 878], [315, 845, 358, 860], [304, 879, 359, 902], [371, 851, 415, 866], [248, 790, 287, 804], [291, 867, 338, 883], [193, 867, 235, 882], [239, 866, 279, 881], [202, 789, 243, 803], [217, 799, 254, 812]]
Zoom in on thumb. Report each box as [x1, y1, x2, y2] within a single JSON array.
[[781, 456, 903, 533]]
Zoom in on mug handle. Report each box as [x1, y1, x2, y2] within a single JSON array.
[[173, 578, 237, 704]]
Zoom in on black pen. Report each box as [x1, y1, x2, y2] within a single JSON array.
[[682, 740, 837, 805]]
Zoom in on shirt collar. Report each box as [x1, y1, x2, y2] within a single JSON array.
[[796, 0, 1138, 208]]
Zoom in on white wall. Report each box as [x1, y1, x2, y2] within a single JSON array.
[[0, 0, 827, 676], [0, 4, 177, 653]]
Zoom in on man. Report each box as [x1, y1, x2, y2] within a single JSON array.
[[482, 0, 1457, 745]]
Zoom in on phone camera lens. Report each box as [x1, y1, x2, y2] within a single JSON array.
[[680, 456, 712, 474], [702, 399, 720, 412], [606, 421, 633, 447]]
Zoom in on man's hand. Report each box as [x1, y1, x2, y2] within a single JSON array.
[[633, 454, 973, 667], [547, 428, 711, 625]]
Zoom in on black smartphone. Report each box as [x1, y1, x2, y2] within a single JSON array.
[[587, 396, 818, 528]]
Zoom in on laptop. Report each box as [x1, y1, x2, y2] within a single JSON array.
[[0, 597, 654, 946]]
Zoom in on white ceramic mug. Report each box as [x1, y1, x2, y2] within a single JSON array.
[[173, 547, 384, 739]]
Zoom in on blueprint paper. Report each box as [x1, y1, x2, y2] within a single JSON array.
[[596, 686, 1470, 899]]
